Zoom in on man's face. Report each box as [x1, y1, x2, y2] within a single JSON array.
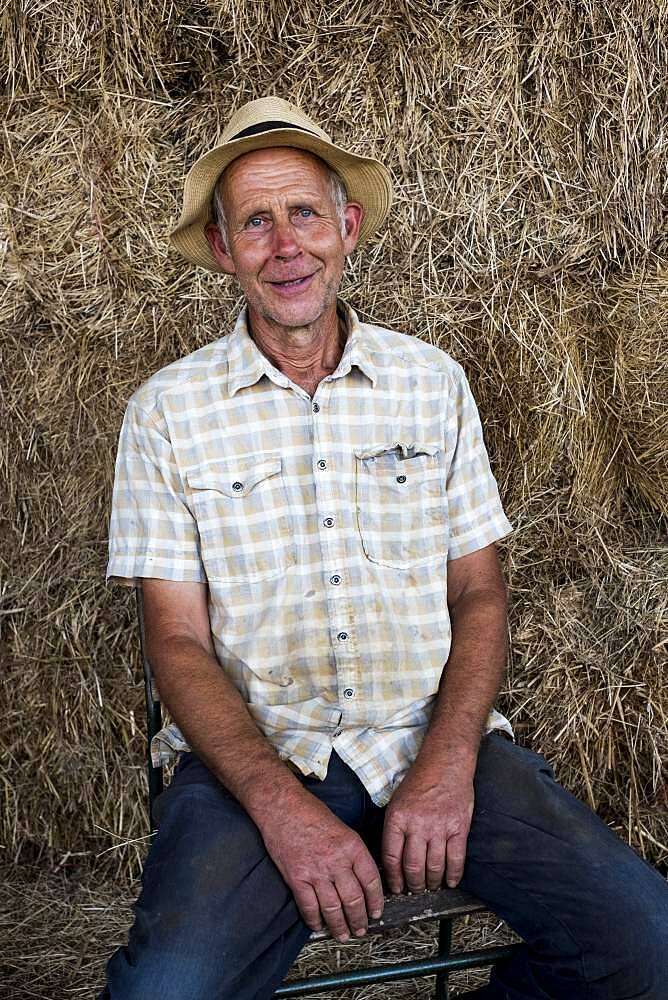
[[206, 148, 362, 331]]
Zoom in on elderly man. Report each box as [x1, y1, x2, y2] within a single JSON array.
[[101, 98, 667, 999]]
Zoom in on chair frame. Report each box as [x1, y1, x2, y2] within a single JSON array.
[[136, 587, 520, 998]]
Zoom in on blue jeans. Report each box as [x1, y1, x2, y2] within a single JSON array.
[[101, 735, 668, 999]]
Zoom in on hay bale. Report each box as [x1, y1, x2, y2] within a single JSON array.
[[2, 0, 666, 898]]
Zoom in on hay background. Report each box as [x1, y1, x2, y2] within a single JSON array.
[[2, 0, 667, 995]]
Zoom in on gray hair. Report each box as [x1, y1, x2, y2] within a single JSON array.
[[211, 159, 348, 247]]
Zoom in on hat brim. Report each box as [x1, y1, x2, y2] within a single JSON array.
[[169, 128, 393, 272]]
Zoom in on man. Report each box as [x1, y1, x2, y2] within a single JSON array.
[[101, 97, 667, 999]]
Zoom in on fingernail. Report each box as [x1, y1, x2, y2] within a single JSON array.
[[371, 910, 382, 919], [338, 934, 350, 943], [354, 928, 366, 937]]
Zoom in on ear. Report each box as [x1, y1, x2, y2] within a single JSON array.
[[342, 202, 364, 255], [205, 222, 236, 275]]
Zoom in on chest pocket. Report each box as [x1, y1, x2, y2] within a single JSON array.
[[186, 455, 295, 581], [355, 444, 448, 569]]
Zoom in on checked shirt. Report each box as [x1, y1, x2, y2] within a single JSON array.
[[108, 302, 513, 805]]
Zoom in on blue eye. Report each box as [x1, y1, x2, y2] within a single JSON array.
[[248, 217, 264, 228], [298, 208, 313, 218]]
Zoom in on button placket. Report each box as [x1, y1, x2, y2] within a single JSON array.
[[310, 386, 359, 708]]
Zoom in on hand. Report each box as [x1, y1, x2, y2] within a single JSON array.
[[382, 767, 474, 894], [260, 794, 384, 942]]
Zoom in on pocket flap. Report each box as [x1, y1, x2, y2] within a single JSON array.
[[186, 456, 283, 497]]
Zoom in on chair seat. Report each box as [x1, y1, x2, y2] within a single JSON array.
[[310, 885, 487, 940]]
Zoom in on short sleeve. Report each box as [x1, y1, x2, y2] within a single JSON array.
[[445, 368, 513, 560], [106, 400, 206, 587]]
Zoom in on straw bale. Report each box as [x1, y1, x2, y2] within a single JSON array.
[[2, 1, 667, 989]]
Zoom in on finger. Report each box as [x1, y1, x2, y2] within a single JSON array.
[[445, 830, 468, 888], [402, 833, 427, 893], [293, 881, 323, 932], [315, 880, 352, 942], [353, 854, 384, 920], [334, 870, 369, 937], [425, 838, 446, 891], [381, 821, 406, 894]]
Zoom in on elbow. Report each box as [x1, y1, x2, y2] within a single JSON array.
[[448, 583, 508, 624], [145, 630, 214, 681]]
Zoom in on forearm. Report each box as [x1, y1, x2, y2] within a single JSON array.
[[148, 634, 310, 829], [413, 585, 508, 782]]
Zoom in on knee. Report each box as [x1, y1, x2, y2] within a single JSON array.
[[104, 884, 234, 1000], [603, 935, 668, 1000], [586, 883, 668, 999], [634, 936, 668, 1000], [105, 940, 230, 1000]]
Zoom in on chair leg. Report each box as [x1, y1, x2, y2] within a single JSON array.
[[433, 917, 453, 1000]]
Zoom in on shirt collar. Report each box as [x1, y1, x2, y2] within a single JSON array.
[[334, 302, 379, 387], [227, 300, 378, 397]]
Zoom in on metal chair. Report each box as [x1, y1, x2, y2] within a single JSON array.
[[136, 587, 520, 998]]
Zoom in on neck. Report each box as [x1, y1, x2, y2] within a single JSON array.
[[247, 303, 347, 393]]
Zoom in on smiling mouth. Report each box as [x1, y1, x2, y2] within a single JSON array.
[[267, 272, 317, 290]]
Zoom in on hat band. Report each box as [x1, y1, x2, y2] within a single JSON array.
[[230, 120, 319, 141]]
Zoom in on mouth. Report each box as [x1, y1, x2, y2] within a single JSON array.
[[266, 271, 318, 294]]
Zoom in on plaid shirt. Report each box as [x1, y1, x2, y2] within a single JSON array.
[[108, 302, 513, 805]]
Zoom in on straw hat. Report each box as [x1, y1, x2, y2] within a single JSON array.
[[169, 96, 394, 272]]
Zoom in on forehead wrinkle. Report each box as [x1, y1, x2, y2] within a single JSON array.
[[221, 148, 333, 222]]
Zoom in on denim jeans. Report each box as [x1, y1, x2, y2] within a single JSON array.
[[101, 734, 668, 999]]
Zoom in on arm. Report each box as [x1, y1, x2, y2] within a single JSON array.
[[142, 577, 383, 941], [382, 543, 507, 894]]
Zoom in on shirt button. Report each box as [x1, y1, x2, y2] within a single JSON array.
[[232, 481, 244, 491], [323, 517, 335, 527], [312, 402, 320, 413], [343, 688, 355, 699], [317, 459, 327, 470], [337, 632, 349, 641], [396, 474, 406, 484], [329, 574, 341, 585]]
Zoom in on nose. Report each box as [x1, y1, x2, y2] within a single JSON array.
[[271, 218, 301, 261]]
